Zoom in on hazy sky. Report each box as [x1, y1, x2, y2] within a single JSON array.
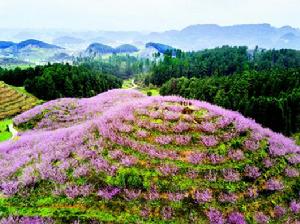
[[0, 0, 299, 31]]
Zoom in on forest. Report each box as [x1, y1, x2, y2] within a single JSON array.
[[0, 54, 153, 100], [160, 69, 300, 135], [153, 46, 300, 135], [0, 63, 122, 100], [147, 46, 300, 86], [75, 54, 151, 79]]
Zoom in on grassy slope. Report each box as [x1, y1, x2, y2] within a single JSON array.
[[122, 78, 160, 96], [139, 88, 160, 96], [122, 79, 135, 89], [294, 133, 300, 145], [0, 119, 12, 142]]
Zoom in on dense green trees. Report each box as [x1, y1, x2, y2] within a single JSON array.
[[0, 63, 122, 100], [160, 69, 300, 135], [24, 64, 122, 100], [0, 55, 150, 89], [149, 46, 250, 86], [76, 55, 151, 80], [149, 46, 300, 86], [150, 46, 300, 135], [251, 48, 300, 71], [0, 65, 51, 86]]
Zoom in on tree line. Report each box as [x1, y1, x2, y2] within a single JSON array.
[[160, 69, 300, 135], [145, 46, 300, 135], [75, 54, 152, 80], [0, 63, 122, 100], [147, 46, 300, 86]]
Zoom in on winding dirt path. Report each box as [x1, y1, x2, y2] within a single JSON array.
[[130, 79, 138, 89], [8, 123, 18, 140]]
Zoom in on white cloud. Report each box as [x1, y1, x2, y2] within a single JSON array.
[[0, 0, 299, 30]]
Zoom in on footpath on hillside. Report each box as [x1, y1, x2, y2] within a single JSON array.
[[122, 79, 160, 96], [8, 123, 18, 140]]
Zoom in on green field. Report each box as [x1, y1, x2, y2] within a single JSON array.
[[0, 119, 12, 142], [122, 79, 160, 96], [122, 79, 135, 89], [293, 133, 300, 145], [139, 87, 160, 96]]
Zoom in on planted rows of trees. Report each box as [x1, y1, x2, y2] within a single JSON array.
[[0, 63, 122, 100], [160, 69, 300, 135]]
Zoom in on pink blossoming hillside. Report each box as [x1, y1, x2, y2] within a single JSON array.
[[0, 89, 299, 224]]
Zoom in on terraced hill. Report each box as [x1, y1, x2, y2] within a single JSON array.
[[0, 89, 299, 223], [0, 81, 39, 120]]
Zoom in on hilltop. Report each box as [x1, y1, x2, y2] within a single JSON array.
[[0, 39, 62, 50], [0, 89, 299, 223], [85, 43, 139, 56], [85, 43, 115, 56], [115, 44, 139, 53], [83, 42, 175, 59], [145, 42, 175, 54], [0, 41, 15, 49], [16, 39, 62, 50], [0, 39, 65, 66]]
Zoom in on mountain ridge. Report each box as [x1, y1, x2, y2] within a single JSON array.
[[1, 24, 300, 52], [0, 39, 62, 50], [85, 43, 139, 56], [144, 23, 300, 50]]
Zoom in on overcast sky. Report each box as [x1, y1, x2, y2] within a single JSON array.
[[0, 0, 299, 31]]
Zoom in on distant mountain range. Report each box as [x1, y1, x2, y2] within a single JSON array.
[[1, 24, 300, 52], [0, 38, 172, 66], [145, 24, 300, 50], [0, 39, 62, 50], [1, 24, 300, 66], [0, 39, 65, 65], [52, 36, 85, 46]]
